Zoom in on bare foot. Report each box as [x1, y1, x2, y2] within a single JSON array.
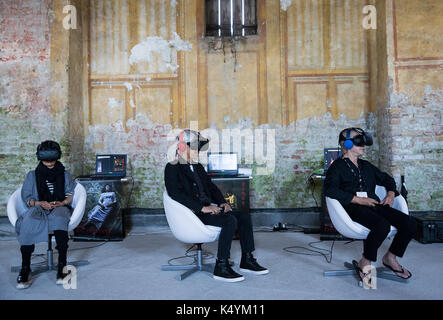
[[382, 253, 411, 279]]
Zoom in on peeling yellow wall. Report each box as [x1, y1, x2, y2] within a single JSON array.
[[82, 0, 373, 133], [2, 0, 441, 212], [391, 0, 443, 100], [376, 0, 443, 210]]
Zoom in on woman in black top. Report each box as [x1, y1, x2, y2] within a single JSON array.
[[324, 128, 416, 284]]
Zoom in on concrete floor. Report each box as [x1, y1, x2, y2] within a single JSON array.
[[1, 226, 442, 300]]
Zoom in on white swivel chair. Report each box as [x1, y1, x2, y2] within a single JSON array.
[[8, 183, 89, 275], [161, 190, 222, 280], [324, 185, 410, 284]]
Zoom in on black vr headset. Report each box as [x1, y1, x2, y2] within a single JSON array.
[[36, 141, 62, 161], [339, 128, 373, 150]]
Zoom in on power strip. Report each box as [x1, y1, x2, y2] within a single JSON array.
[[273, 222, 288, 232]]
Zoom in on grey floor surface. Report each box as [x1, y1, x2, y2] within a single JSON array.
[[1, 226, 442, 300]]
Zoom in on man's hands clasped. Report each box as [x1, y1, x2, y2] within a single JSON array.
[[201, 203, 232, 214]]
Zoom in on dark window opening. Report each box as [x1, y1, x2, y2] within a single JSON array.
[[205, 0, 257, 37]]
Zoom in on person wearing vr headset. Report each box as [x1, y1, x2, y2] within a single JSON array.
[[15, 140, 76, 289], [164, 129, 268, 282], [324, 128, 417, 286]]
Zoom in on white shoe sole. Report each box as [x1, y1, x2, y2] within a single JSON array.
[[16, 275, 32, 289], [213, 275, 245, 282], [239, 268, 269, 275]]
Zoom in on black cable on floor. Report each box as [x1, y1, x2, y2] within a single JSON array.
[[67, 240, 109, 252], [283, 240, 335, 263], [27, 241, 109, 265], [0, 229, 16, 240], [0, 229, 15, 234]]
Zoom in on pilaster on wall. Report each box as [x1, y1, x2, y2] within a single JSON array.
[[50, 0, 85, 176], [375, 0, 391, 173], [375, 0, 443, 210], [68, 0, 86, 175]]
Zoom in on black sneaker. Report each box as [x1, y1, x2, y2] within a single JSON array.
[[213, 259, 244, 282], [239, 253, 269, 275], [16, 267, 32, 289], [56, 264, 70, 285]]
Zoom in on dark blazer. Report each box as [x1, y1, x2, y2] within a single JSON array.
[[164, 158, 227, 213], [324, 157, 398, 207]]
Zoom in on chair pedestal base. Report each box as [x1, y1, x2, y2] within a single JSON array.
[[11, 260, 89, 276], [324, 261, 409, 287], [162, 244, 225, 280], [162, 263, 216, 280], [11, 241, 88, 276]]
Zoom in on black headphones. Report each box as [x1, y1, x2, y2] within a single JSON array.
[[339, 128, 373, 150], [36, 141, 62, 161]]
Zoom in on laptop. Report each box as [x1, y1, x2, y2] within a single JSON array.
[[77, 154, 127, 179], [207, 152, 238, 176], [324, 148, 343, 172]]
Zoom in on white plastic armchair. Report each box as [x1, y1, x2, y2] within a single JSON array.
[[162, 190, 221, 244], [325, 185, 409, 240], [161, 190, 221, 280], [7, 183, 87, 232], [324, 185, 411, 285], [7, 182, 88, 274]]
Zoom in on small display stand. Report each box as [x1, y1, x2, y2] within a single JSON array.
[[73, 177, 124, 241], [210, 175, 251, 214]]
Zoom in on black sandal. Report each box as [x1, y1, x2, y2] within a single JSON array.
[[382, 262, 412, 279]]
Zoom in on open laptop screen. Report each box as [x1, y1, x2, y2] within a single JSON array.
[[96, 154, 127, 177], [324, 148, 342, 172], [207, 153, 238, 175]]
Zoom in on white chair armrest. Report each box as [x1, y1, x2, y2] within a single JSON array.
[[393, 194, 409, 215], [163, 190, 221, 244], [7, 183, 87, 233], [68, 183, 87, 232], [7, 188, 23, 227], [325, 197, 369, 239]]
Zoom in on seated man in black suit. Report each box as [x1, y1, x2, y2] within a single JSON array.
[[164, 129, 268, 282]]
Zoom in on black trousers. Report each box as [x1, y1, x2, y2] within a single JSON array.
[[196, 211, 255, 260], [20, 230, 69, 268], [344, 203, 417, 262]]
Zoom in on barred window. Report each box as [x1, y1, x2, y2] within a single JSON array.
[[205, 0, 257, 37]]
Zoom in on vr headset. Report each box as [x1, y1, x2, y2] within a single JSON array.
[[339, 127, 373, 150], [177, 129, 210, 152], [36, 141, 62, 161]]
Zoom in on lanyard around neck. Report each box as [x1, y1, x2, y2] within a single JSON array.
[[344, 158, 365, 191]]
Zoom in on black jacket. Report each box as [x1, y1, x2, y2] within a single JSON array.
[[164, 158, 227, 213], [324, 157, 398, 207]]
